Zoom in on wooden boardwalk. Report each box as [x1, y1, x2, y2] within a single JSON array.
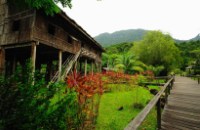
[[161, 76, 200, 130]]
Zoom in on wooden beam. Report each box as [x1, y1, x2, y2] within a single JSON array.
[[58, 50, 62, 80], [0, 47, 5, 75], [4, 43, 32, 49]]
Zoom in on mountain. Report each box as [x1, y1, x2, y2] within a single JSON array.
[[189, 33, 200, 41], [94, 29, 148, 47], [94, 29, 200, 47]]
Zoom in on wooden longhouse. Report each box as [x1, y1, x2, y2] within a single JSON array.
[[0, 0, 104, 80]]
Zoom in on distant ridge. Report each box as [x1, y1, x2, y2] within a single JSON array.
[[94, 29, 200, 47], [94, 29, 148, 47], [189, 33, 200, 41]]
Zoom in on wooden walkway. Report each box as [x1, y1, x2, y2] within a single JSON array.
[[161, 76, 200, 130]]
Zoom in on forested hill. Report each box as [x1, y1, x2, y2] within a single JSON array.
[[94, 29, 200, 47], [94, 29, 148, 47]]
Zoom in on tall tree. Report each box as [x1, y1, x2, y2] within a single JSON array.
[[132, 31, 181, 75], [190, 49, 200, 74], [8, 0, 72, 15]]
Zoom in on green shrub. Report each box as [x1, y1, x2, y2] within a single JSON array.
[[133, 103, 144, 109], [0, 62, 80, 130]]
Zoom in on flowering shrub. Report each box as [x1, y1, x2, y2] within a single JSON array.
[[141, 70, 155, 81], [66, 71, 104, 104], [66, 71, 104, 129], [103, 71, 132, 83]]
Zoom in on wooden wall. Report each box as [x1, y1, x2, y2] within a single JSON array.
[[32, 12, 81, 54]]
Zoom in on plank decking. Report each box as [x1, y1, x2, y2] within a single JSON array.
[[161, 76, 200, 130]]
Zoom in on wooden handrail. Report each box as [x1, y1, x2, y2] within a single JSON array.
[[124, 76, 175, 130], [187, 75, 200, 84], [154, 76, 171, 79]]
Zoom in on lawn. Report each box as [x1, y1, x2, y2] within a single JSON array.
[[95, 84, 157, 130]]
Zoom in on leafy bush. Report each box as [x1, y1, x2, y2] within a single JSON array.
[[135, 74, 148, 86], [0, 62, 80, 130]]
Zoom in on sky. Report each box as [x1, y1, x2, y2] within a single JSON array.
[[60, 0, 200, 40]]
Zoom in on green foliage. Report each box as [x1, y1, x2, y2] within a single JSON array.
[[102, 42, 146, 74], [136, 75, 148, 86], [8, 0, 72, 15], [105, 42, 134, 54], [147, 65, 164, 76], [176, 40, 200, 74], [132, 31, 181, 75], [0, 62, 80, 130], [115, 53, 146, 73]]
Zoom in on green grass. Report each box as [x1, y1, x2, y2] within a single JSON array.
[[148, 85, 161, 91], [138, 107, 157, 130], [96, 84, 155, 130]]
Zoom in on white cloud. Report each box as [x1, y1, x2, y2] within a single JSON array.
[[60, 0, 200, 40]]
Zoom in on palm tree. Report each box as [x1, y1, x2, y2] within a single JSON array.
[[114, 53, 146, 74]]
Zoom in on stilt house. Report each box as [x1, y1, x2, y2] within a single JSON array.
[[0, 0, 104, 81]]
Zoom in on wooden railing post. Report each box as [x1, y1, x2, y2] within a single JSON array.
[[156, 98, 161, 129], [165, 89, 168, 104]]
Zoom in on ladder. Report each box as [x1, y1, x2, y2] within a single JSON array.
[[50, 49, 82, 83]]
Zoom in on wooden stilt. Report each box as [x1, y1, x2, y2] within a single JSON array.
[[96, 62, 101, 72], [80, 61, 82, 73], [58, 50, 62, 80], [74, 61, 77, 73], [84, 59, 87, 76], [12, 55, 16, 73], [0, 47, 5, 75], [91, 62, 94, 75], [99, 62, 102, 72], [31, 43, 36, 74]]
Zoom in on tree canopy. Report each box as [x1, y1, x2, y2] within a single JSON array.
[[8, 0, 72, 15], [132, 31, 181, 75], [176, 40, 200, 71]]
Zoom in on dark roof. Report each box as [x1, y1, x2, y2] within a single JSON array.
[[58, 10, 104, 52]]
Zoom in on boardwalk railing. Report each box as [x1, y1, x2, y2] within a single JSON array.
[[124, 76, 175, 130], [140, 76, 172, 86], [187, 75, 200, 84]]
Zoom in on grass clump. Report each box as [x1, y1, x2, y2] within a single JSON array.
[[95, 84, 153, 130]]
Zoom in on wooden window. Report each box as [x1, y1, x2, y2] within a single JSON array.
[[12, 20, 20, 31], [48, 24, 56, 35], [67, 35, 73, 44]]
